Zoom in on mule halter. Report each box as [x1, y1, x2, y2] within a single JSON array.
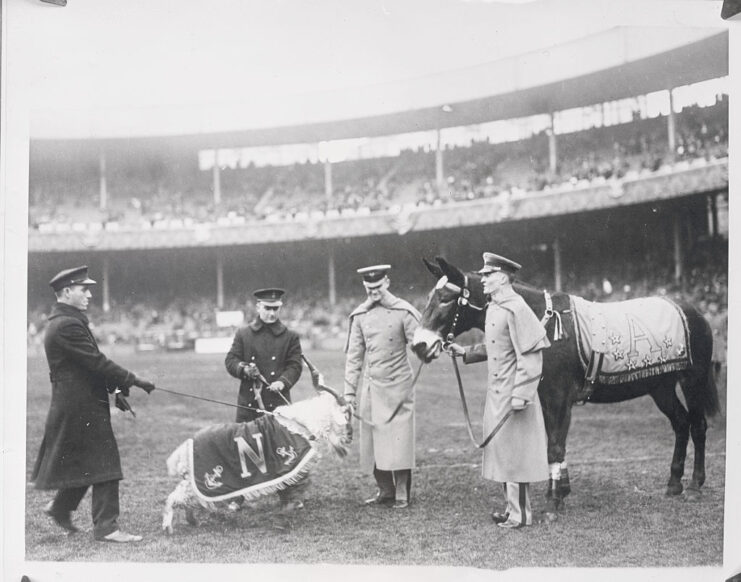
[[436, 275, 485, 344], [438, 276, 565, 344]]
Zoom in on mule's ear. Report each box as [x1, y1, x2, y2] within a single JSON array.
[[423, 258, 444, 279], [436, 257, 465, 284]]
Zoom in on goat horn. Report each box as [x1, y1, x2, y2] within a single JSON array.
[[302, 354, 346, 406], [301, 354, 321, 388], [316, 383, 347, 406]]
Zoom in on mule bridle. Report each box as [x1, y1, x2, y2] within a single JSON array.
[[435, 275, 485, 346], [438, 275, 564, 344]]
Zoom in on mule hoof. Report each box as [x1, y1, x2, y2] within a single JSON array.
[[544, 497, 563, 513], [665, 483, 683, 496], [684, 487, 702, 502], [542, 512, 559, 524]]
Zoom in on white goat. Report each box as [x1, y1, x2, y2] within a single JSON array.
[[162, 391, 352, 534]]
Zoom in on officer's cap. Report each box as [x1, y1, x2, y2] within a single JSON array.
[[253, 288, 285, 307], [477, 253, 521, 275], [49, 266, 97, 292], [357, 264, 391, 288]]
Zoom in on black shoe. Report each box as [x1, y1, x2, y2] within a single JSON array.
[[43, 501, 79, 534], [364, 493, 394, 507], [491, 511, 509, 524]]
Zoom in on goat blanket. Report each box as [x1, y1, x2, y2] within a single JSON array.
[[185, 415, 317, 502], [572, 295, 691, 385]]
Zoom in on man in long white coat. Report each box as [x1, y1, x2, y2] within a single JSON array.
[[448, 253, 550, 528], [344, 265, 420, 509]]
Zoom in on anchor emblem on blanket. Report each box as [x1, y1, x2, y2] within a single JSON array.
[[276, 446, 298, 465], [204, 465, 224, 490]]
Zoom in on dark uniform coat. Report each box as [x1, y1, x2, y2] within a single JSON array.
[[225, 319, 303, 422], [31, 303, 137, 490], [463, 287, 550, 483], [344, 294, 420, 473]]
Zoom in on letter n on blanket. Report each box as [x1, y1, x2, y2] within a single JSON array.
[[186, 415, 318, 503]]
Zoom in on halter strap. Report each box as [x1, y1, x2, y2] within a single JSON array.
[[540, 289, 564, 341]]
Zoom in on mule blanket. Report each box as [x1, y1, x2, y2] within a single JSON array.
[[185, 415, 317, 502], [572, 296, 691, 385]]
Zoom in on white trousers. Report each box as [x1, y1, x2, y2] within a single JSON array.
[[503, 482, 532, 526]]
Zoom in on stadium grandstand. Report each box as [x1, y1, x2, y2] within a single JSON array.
[[26, 27, 728, 366]]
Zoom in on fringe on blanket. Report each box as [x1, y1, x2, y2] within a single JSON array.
[[598, 361, 691, 385], [185, 438, 320, 503]]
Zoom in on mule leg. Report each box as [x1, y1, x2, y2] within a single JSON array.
[[649, 380, 690, 496], [682, 384, 709, 500], [684, 409, 707, 501], [542, 383, 574, 512]]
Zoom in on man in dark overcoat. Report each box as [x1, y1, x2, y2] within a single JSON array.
[[225, 288, 305, 509], [31, 266, 156, 543], [225, 288, 303, 422]]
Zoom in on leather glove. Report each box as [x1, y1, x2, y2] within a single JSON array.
[[115, 391, 136, 417], [511, 397, 527, 411], [132, 377, 156, 394], [267, 380, 285, 393], [118, 385, 130, 397], [446, 342, 466, 358], [243, 363, 261, 380]]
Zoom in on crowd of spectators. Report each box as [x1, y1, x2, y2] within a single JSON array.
[[27, 239, 728, 373], [28, 97, 728, 231]]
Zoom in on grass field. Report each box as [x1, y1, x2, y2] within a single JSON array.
[[24, 348, 726, 569]]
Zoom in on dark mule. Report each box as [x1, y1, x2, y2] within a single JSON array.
[[411, 257, 720, 511]]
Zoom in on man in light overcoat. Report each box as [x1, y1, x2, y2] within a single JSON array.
[[344, 265, 420, 509], [448, 253, 550, 528]]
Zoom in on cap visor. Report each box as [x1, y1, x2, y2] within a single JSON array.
[[363, 281, 385, 289]]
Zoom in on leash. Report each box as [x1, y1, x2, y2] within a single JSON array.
[[156, 386, 274, 416], [307, 357, 424, 428], [254, 372, 291, 406], [448, 351, 514, 449]]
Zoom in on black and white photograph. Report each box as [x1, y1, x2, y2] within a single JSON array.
[[2, 1, 738, 581]]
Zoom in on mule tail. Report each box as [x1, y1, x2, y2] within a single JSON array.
[[702, 361, 721, 418]]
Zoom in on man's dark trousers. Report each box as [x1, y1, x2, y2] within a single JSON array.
[[50, 480, 120, 539]]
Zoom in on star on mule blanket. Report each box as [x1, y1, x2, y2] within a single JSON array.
[[185, 415, 317, 502], [572, 295, 691, 385]]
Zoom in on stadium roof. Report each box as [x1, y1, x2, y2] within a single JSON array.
[[12, 0, 728, 145]]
